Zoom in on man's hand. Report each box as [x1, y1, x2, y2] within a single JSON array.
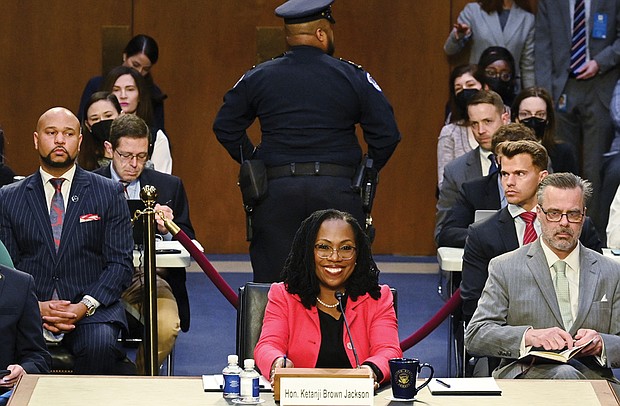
[[525, 327, 574, 350], [574, 329, 603, 357], [452, 23, 471, 40], [0, 365, 25, 388], [39, 300, 86, 333], [154, 203, 174, 235], [576, 60, 599, 80]]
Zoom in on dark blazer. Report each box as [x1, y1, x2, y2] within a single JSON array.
[[94, 165, 195, 331], [435, 147, 484, 240], [460, 206, 603, 322], [0, 166, 133, 327], [436, 172, 501, 248], [548, 142, 579, 175], [0, 265, 50, 373]]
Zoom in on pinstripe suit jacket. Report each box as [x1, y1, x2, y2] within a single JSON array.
[[465, 240, 620, 379], [0, 166, 133, 327]]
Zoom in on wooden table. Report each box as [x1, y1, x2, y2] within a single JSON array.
[[8, 375, 619, 405]]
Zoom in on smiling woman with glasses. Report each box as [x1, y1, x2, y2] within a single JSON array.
[[254, 209, 402, 389]]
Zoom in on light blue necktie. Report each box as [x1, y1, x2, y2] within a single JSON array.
[[553, 260, 573, 331]]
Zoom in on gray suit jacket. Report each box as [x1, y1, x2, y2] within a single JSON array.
[[435, 147, 483, 241], [535, 0, 620, 101], [465, 240, 620, 379], [444, 2, 535, 89]]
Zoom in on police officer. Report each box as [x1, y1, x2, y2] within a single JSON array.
[[213, 0, 401, 283]]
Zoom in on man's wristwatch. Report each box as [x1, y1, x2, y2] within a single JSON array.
[[80, 297, 97, 317]]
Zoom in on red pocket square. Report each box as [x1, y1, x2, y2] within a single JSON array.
[[80, 214, 101, 223]]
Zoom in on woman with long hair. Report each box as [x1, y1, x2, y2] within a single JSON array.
[[254, 209, 402, 387]]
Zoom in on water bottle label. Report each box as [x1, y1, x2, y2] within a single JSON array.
[[252, 377, 260, 397], [241, 377, 260, 400], [223, 374, 240, 394]]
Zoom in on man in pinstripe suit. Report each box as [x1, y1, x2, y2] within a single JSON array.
[[466, 173, 620, 379], [0, 107, 133, 374]]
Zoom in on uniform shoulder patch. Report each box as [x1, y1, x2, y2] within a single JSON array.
[[339, 58, 363, 70]]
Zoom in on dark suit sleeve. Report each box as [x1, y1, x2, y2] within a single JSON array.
[[16, 273, 51, 373], [591, 2, 620, 74], [580, 217, 603, 254], [171, 178, 195, 239], [87, 182, 133, 306], [534, 0, 553, 95], [435, 165, 460, 241], [460, 224, 492, 323], [436, 187, 475, 248], [0, 189, 20, 264]]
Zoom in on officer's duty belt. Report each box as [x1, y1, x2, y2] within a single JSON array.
[[267, 162, 356, 179]]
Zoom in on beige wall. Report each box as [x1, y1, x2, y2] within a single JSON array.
[[1, 1, 533, 256]]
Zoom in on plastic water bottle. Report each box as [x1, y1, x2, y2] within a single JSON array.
[[222, 354, 242, 398], [239, 358, 260, 403]]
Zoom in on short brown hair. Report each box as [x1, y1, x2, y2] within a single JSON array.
[[467, 89, 505, 117], [496, 139, 548, 172], [109, 114, 150, 150], [537, 172, 592, 207], [491, 123, 537, 153]]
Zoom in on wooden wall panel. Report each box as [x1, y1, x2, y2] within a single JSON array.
[[0, 1, 131, 175], [0, 1, 464, 256], [131, 1, 454, 255]]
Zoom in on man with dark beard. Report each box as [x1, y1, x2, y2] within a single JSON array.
[[0, 107, 133, 374], [466, 173, 620, 380], [213, 0, 401, 283]]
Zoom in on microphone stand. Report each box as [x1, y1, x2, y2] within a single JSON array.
[[335, 291, 360, 368]]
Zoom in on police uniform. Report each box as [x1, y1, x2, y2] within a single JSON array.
[[213, 0, 401, 282]]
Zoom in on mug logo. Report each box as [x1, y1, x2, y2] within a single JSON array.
[[396, 368, 413, 388]]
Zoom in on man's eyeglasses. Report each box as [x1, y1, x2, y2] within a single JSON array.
[[314, 244, 357, 260], [115, 150, 148, 163], [484, 69, 512, 82], [538, 205, 585, 223]]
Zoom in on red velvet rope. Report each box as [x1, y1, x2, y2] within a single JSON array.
[[171, 228, 460, 351], [172, 229, 239, 309]]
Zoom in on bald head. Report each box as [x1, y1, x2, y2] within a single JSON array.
[[36, 107, 80, 133], [34, 107, 82, 176], [285, 19, 334, 54]]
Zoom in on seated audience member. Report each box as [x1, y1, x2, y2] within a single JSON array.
[[78, 34, 166, 134], [466, 173, 620, 380], [0, 107, 134, 375], [437, 64, 483, 188], [0, 263, 51, 405], [254, 209, 402, 388], [436, 89, 509, 242], [94, 114, 195, 373], [437, 123, 536, 248], [102, 66, 172, 174], [444, 0, 535, 91], [460, 141, 602, 323], [476, 46, 517, 107], [0, 127, 16, 187], [79, 91, 122, 171], [512, 86, 579, 174]]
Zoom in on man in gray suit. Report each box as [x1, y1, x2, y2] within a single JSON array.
[[535, 0, 620, 236], [435, 90, 509, 241], [466, 172, 620, 379]]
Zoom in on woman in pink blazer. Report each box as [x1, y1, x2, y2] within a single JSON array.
[[254, 209, 402, 387]]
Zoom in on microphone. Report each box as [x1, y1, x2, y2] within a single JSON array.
[[335, 291, 360, 368]]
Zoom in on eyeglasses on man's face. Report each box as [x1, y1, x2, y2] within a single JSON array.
[[314, 243, 357, 260], [115, 149, 148, 163], [538, 205, 584, 223]]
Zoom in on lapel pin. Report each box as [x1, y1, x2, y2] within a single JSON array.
[[71, 195, 79, 202]]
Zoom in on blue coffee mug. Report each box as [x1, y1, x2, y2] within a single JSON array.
[[389, 358, 434, 399]]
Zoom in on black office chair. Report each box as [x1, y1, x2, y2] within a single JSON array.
[[235, 282, 398, 375]]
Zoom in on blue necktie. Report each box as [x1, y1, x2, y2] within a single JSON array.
[[570, 0, 587, 75], [50, 178, 65, 252], [488, 153, 499, 176]]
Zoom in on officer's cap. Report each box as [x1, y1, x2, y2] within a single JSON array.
[[275, 0, 336, 24]]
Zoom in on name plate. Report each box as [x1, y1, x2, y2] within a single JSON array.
[[275, 368, 373, 406]]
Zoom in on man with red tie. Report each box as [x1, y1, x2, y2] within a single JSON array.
[[0, 107, 133, 374], [460, 140, 603, 323]]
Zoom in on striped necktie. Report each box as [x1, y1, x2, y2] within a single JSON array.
[[519, 211, 537, 245], [570, 0, 587, 75], [50, 178, 65, 252], [553, 260, 573, 331]]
